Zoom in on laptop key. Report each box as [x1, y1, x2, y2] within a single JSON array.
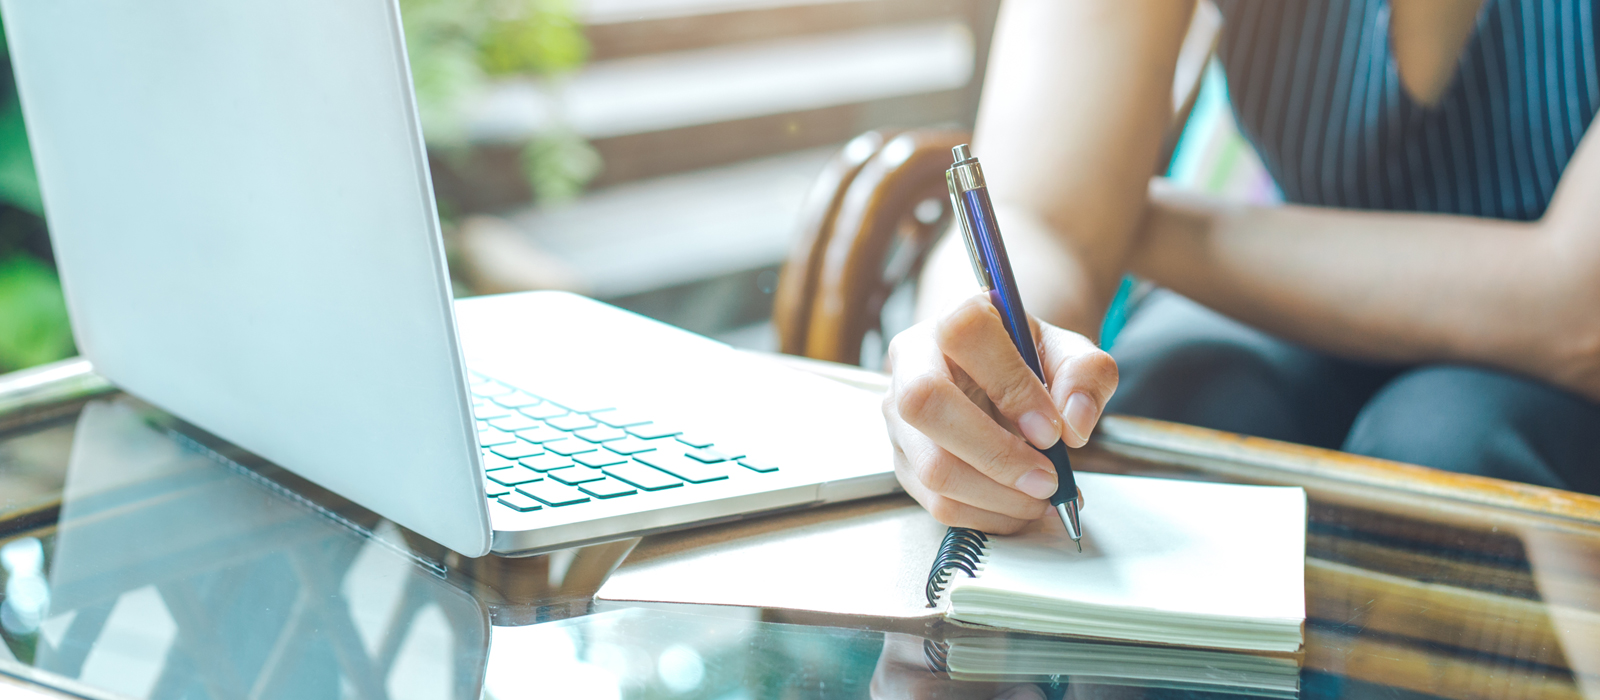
[[602, 436, 667, 456], [478, 428, 517, 447], [490, 442, 544, 460], [513, 424, 566, 443], [488, 414, 542, 432], [602, 463, 683, 491], [496, 492, 544, 512], [579, 478, 637, 499], [675, 435, 715, 449], [552, 398, 613, 414], [542, 438, 598, 456], [473, 404, 513, 420], [590, 409, 651, 428], [519, 403, 569, 420], [487, 466, 542, 487], [482, 453, 519, 471], [738, 459, 779, 473], [547, 414, 597, 431], [518, 453, 576, 472], [484, 480, 511, 498], [574, 426, 628, 443], [627, 424, 682, 440], [517, 481, 591, 507], [574, 451, 627, 468], [635, 452, 729, 484], [492, 392, 543, 409], [685, 447, 744, 463], [548, 467, 606, 485]]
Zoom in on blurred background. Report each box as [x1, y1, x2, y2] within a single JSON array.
[[0, 0, 1273, 375]]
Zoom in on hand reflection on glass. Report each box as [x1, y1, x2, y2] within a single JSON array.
[[870, 632, 1048, 700]]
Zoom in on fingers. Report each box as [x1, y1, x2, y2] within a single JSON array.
[[891, 441, 1039, 534], [936, 296, 1064, 449], [882, 294, 1117, 531], [1036, 323, 1119, 447], [890, 328, 1058, 500], [889, 409, 1050, 520]]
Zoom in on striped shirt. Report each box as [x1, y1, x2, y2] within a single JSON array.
[[1214, 0, 1599, 221]]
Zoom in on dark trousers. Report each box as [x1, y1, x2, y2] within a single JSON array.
[[1106, 292, 1600, 496]]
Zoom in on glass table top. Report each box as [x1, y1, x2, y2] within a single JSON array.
[[2, 386, 1598, 700]]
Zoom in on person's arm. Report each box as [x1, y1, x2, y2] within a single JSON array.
[[889, 1, 1189, 533], [916, 0, 1195, 337], [1131, 126, 1600, 401]]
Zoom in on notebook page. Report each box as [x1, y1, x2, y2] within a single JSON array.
[[947, 472, 1306, 651]]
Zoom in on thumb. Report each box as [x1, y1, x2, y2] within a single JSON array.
[[1036, 322, 1118, 448]]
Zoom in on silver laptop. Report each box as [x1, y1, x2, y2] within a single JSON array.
[[3, 0, 897, 557]]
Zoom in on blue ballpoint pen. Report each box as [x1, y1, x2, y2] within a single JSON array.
[[946, 144, 1083, 551]]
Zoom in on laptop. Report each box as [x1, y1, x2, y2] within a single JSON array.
[[2, 0, 898, 557]]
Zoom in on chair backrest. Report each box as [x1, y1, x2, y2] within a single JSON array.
[[775, 1, 1222, 365]]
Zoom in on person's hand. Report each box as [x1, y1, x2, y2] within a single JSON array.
[[883, 294, 1118, 534], [870, 632, 1046, 700]]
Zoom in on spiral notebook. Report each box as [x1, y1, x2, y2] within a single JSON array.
[[597, 472, 1307, 653]]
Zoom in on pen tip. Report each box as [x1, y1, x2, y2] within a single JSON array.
[[1076, 540, 1082, 553]]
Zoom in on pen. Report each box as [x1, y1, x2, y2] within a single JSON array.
[[946, 144, 1083, 551]]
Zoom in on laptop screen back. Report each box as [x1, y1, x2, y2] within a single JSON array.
[[3, 0, 491, 555]]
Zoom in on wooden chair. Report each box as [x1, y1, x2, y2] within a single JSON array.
[[773, 1, 1222, 365]]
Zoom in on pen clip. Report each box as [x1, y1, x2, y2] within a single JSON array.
[[946, 167, 993, 290]]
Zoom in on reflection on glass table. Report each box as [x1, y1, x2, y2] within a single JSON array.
[[3, 399, 488, 699], [2, 373, 1600, 700]]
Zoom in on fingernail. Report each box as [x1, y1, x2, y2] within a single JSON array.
[[1014, 469, 1057, 499], [1018, 411, 1060, 449], [1064, 392, 1099, 447]]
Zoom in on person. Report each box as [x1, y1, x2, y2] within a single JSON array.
[[884, 0, 1600, 534]]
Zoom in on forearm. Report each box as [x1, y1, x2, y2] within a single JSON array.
[[917, 0, 1193, 337], [1130, 182, 1577, 375], [917, 204, 1112, 339]]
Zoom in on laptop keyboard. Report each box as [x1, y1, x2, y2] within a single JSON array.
[[469, 372, 778, 514]]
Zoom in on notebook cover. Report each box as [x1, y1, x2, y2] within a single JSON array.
[[596, 475, 1307, 652], [595, 494, 950, 627]]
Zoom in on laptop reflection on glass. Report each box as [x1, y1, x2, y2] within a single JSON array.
[[3, 0, 897, 556]]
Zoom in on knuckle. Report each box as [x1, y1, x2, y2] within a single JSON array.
[[896, 374, 948, 426], [915, 452, 959, 494], [971, 440, 1021, 479], [991, 370, 1044, 413], [935, 298, 992, 349], [884, 332, 907, 363], [926, 496, 966, 527], [1068, 349, 1120, 398]]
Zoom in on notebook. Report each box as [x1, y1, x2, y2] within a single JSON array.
[[596, 471, 1307, 653]]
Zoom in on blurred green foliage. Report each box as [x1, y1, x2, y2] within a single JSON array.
[[0, 15, 74, 374], [478, 0, 588, 76], [401, 0, 600, 205], [0, 256, 71, 370]]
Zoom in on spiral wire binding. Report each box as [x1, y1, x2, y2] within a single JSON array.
[[923, 637, 951, 674], [924, 527, 990, 607]]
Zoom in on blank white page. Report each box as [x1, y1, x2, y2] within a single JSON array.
[[947, 472, 1306, 651]]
